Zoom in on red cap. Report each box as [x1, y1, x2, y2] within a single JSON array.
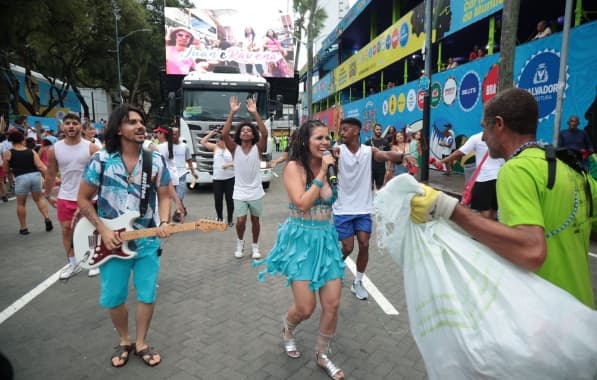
[[154, 126, 170, 135]]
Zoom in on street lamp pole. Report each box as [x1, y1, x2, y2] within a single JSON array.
[[112, 0, 123, 103], [112, 0, 150, 104]]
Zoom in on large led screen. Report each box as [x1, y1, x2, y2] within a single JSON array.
[[165, 2, 294, 78]]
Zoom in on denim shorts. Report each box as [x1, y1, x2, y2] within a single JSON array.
[[99, 249, 160, 308], [176, 173, 187, 200], [14, 172, 42, 195]]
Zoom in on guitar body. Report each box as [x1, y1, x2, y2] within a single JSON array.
[[73, 211, 140, 269], [73, 211, 226, 269]]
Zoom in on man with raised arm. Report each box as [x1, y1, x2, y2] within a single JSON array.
[[221, 96, 268, 259]]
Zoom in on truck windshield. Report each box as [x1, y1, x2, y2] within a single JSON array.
[[182, 89, 268, 121]]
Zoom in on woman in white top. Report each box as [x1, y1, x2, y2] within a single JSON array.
[[200, 129, 235, 226], [155, 125, 185, 222]]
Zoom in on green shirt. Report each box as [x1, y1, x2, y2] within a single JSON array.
[[497, 147, 595, 309]]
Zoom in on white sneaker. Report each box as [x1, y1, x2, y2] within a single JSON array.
[[234, 241, 244, 258], [59, 265, 81, 280], [88, 268, 100, 277], [351, 280, 369, 300], [251, 249, 261, 259]]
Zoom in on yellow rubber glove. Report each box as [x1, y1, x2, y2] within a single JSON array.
[[410, 184, 459, 223]]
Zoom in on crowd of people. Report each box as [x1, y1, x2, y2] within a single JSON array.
[[1, 90, 595, 378]]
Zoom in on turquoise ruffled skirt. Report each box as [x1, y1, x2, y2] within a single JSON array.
[[253, 216, 345, 291]]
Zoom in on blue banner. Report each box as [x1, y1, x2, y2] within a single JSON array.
[[443, 0, 503, 38], [312, 72, 334, 103], [329, 21, 597, 161]]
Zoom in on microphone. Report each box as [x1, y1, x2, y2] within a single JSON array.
[[323, 151, 338, 187]]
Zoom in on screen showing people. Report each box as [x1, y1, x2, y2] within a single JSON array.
[[164, 5, 294, 78]]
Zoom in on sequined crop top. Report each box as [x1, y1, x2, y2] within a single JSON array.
[[287, 184, 337, 221]]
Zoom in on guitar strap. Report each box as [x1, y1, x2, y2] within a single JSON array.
[[96, 149, 153, 218], [139, 149, 153, 218]]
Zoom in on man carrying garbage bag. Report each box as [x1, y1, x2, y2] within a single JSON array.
[[411, 87, 595, 309], [375, 87, 597, 379]]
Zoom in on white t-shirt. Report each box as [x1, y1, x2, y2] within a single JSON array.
[[172, 141, 191, 176], [157, 142, 179, 186], [233, 144, 264, 201], [333, 144, 373, 215], [91, 137, 103, 149], [213, 147, 234, 180], [0, 140, 12, 165], [458, 132, 504, 182]]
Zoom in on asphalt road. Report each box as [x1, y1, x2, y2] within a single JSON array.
[[0, 157, 595, 380]]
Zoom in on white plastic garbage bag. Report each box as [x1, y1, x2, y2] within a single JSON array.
[[374, 174, 597, 380]]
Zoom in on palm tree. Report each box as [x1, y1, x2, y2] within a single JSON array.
[[498, 0, 520, 92], [293, 0, 327, 73], [293, 0, 327, 117]]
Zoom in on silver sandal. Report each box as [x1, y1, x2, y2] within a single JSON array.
[[282, 315, 301, 358], [316, 351, 344, 380]]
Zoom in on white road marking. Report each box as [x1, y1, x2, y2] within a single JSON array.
[[344, 257, 399, 315], [0, 265, 68, 325], [590, 252, 597, 259]]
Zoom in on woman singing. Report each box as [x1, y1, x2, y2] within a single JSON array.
[[253, 120, 345, 380]]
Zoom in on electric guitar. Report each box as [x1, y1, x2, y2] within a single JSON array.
[[73, 211, 226, 269]]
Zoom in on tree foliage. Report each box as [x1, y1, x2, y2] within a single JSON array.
[[0, 0, 190, 121], [293, 0, 328, 72]]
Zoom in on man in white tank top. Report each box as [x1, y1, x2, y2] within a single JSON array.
[[222, 96, 268, 259], [333, 117, 414, 300], [44, 113, 100, 279]]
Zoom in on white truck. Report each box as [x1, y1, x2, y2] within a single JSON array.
[[177, 70, 274, 189]]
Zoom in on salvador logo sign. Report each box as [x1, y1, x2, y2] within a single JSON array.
[[517, 49, 566, 121]]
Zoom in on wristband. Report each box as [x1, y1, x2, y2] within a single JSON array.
[[312, 179, 324, 188], [159, 220, 168, 226]]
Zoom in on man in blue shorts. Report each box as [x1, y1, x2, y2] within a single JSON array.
[[78, 105, 171, 368], [334, 118, 413, 300]]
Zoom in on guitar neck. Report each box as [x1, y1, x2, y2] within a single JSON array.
[[120, 223, 196, 241]]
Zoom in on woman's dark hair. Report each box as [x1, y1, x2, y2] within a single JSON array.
[[392, 130, 406, 144], [159, 125, 174, 159], [25, 137, 36, 150], [245, 27, 255, 38], [104, 104, 146, 153], [233, 120, 260, 146], [7, 130, 24, 144], [266, 29, 278, 39], [289, 120, 327, 185]]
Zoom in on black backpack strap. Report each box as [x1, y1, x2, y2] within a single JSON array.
[[544, 144, 556, 190], [139, 149, 153, 217]]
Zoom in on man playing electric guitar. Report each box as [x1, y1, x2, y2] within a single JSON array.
[[78, 105, 171, 368]]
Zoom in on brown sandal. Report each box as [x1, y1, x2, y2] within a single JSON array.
[[135, 345, 161, 367], [111, 343, 134, 368]]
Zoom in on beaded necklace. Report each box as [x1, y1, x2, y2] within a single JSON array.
[[505, 140, 580, 238], [507, 140, 543, 161]]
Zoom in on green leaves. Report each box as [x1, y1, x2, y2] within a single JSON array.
[[1, 0, 188, 118]]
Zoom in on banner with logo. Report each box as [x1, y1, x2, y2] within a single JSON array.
[[333, 2, 427, 92], [164, 3, 294, 77], [312, 73, 335, 103], [443, 0, 503, 38], [311, 21, 597, 152]]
